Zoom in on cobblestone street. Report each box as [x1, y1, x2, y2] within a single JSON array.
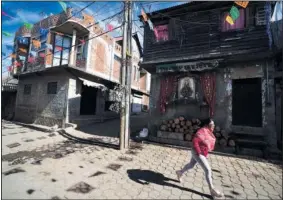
[[2, 121, 282, 199]]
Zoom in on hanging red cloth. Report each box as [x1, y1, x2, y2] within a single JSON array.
[[200, 72, 216, 117], [159, 75, 177, 114]]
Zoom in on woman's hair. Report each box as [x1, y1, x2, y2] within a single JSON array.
[[201, 118, 213, 127]]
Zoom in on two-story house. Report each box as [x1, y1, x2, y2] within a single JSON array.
[[11, 8, 150, 128], [140, 1, 282, 156]]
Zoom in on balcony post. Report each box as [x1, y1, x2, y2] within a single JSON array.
[[69, 29, 77, 66]]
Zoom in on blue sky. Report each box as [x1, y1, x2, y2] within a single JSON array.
[[1, 1, 185, 78]]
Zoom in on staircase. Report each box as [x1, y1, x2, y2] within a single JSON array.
[[230, 131, 268, 158]]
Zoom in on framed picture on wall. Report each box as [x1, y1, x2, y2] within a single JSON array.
[[178, 77, 196, 100]]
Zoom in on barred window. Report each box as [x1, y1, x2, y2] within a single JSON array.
[[24, 84, 32, 95], [255, 6, 266, 26], [47, 82, 57, 94]]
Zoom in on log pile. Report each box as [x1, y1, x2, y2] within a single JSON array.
[[159, 116, 235, 147]]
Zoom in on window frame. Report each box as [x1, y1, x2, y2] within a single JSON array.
[[23, 84, 32, 95], [153, 23, 170, 43], [47, 81, 58, 95], [52, 33, 71, 67]]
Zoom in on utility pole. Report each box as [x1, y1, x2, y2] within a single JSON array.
[[125, 1, 133, 149], [120, 1, 129, 150]]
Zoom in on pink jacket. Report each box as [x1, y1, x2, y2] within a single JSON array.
[[192, 127, 216, 157]]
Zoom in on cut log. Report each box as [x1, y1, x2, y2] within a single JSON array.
[[192, 119, 197, 124], [176, 125, 181, 129], [219, 138, 227, 147], [179, 128, 184, 133], [196, 119, 201, 125], [215, 132, 221, 138], [174, 118, 180, 124], [184, 129, 190, 134], [185, 134, 192, 141], [175, 128, 180, 133], [186, 120, 192, 126], [171, 123, 176, 128], [180, 121, 185, 126], [215, 126, 221, 132], [169, 120, 174, 124], [183, 125, 188, 130], [228, 139, 235, 147], [160, 125, 167, 131], [179, 116, 185, 121]]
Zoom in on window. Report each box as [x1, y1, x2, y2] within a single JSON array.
[[76, 36, 88, 61], [53, 34, 71, 66], [221, 9, 245, 32], [24, 84, 32, 95], [255, 6, 266, 25], [154, 24, 169, 42], [47, 82, 57, 94]]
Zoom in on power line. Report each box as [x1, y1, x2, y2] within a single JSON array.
[[2, 21, 123, 74], [2, 9, 124, 75], [2, 1, 96, 61]]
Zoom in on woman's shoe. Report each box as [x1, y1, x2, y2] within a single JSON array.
[[176, 170, 182, 183], [210, 188, 224, 198]]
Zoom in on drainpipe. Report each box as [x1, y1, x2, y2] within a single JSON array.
[[69, 29, 77, 66]]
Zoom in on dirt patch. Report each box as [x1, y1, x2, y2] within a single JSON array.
[[118, 156, 133, 162], [89, 171, 106, 177], [3, 168, 25, 176], [6, 143, 21, 148], [27, 189, 35, 195], [107, 164, 122, 171], [66, 182, 95, 194]]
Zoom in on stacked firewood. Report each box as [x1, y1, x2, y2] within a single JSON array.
[[159, 117, 235, 147], [159, 117, 202, 142]]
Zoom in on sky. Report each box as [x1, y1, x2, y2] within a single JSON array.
[[1, 1, 185, 78]]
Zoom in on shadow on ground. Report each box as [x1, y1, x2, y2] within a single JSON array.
[[127, 169, 213, 199], [57, 130, 119, 150]]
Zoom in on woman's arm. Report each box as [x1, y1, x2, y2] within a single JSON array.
[[192, 136, 202, 156]]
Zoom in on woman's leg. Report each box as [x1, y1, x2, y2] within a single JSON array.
[[180, 156, 197, 174], [194, 154, 214, 190], [176, 151, 197, 182]]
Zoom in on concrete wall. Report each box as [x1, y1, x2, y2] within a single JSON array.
[[15, 72, 68, 127], [148, 60, 277, 149]]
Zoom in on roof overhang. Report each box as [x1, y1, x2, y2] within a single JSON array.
[[50, 20, 90, 37], [78, 77, 107, 91]]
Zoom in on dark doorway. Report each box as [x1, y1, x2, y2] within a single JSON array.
[[232, 78, 262, 127], [80, 85, 97, 115]]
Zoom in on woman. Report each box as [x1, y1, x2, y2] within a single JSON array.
[[176, 118, 224, 198]]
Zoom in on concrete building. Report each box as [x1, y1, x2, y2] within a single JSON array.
[[10, 8, 150, 128], [140, 2, 282, 157]]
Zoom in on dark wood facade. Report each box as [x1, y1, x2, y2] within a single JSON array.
[[141, 1, 276, 72]]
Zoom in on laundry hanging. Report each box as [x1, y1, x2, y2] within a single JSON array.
[[234, 1, 249, 9], [19, 48, 27, 53], [24, 22, 33, 30], [32, 40, 41, 49], [58, 1, 67, 13], [2, 32, 12, 37], [271, 1, 282, 22]]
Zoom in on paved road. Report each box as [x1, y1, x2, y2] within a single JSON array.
[[2, 120, 282, 199], [77, 113, 150, 138]]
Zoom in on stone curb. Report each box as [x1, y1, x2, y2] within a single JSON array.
[[10, 121, 77, 133]]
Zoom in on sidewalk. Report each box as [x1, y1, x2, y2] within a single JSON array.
[[2, 121, 282, 199]]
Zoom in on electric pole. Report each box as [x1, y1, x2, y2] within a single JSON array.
[[120, 1, 129, 150], [125, 1, 133, 149]]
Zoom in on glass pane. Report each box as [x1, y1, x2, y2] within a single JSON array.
[[55, 35, 63, 46], [54, 49, 61, 57], [53, 58, 60, 66], [83, 42, 88, 58], [63, 37, 71, 48], [62, 59, 68, 65], [62, 49, 69, 60]]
